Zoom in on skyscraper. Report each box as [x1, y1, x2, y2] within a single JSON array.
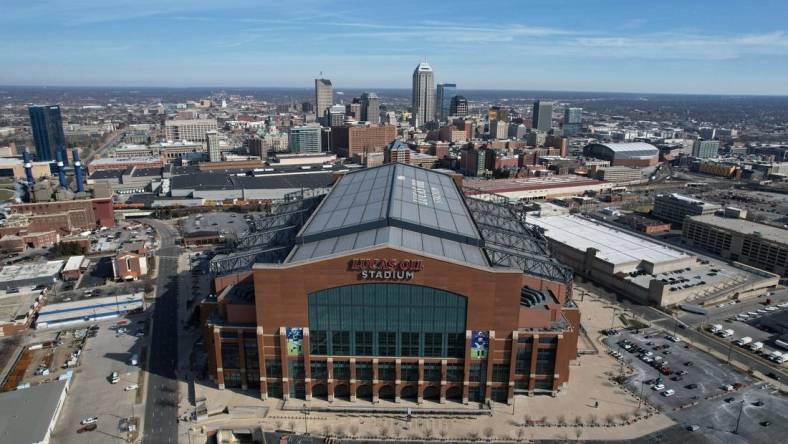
[[28, 105, 66, 162], [562, 107, 582, 136], [449, 95, 468, 118], [315, 78, 333, 120], [360, 92, 380, 124], [206, 130, 220, 162], [411, 61, 435, 128], [436, 83, 456, 121], [532, 100, 553, 133]]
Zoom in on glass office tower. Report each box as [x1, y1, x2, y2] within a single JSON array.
[[28, 105, 66, 162]]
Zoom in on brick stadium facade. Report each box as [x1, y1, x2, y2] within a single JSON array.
[[201, 164, 579, 405]]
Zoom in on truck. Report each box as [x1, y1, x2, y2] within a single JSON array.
[[710, 324, 723, 334], [735, 337, 752, 347], [768, 351, 786, 364], [749, 341, 764, 352], [719, 329, 735, 338], [129, 354, 139, 366]]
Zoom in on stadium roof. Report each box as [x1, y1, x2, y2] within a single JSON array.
[[289, 163, 487, 266], [594, 142, 658, 153]]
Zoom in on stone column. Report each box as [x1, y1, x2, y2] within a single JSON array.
[[213, 327, 224, 390]]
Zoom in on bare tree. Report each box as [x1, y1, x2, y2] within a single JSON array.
[[483, 427, 494, 440], [619, 412, 629, 423], [469, 431, 480, 440], [574, 415, 583, 426], [558, 414, 566, 426], [516, 428, 526, 441], [349, 424, 359, 438], [392, 427, 402, 439], [575, 428, 582, 441], [322, 424, 331, 437], [275, 420, 283, 430], [379, 425, 390, 438], [424, 426, 434, 439], [439, 428, 448, 440], [334, 424, 346, 437], [605, 414, 614, 426], [540, 415, 548, 426], [588, 413, 598, 426], [523, 414, 531, 427], [288, 420, 296, 432]]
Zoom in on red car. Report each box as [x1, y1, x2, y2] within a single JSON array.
[[77, 423, 97, 433], [660, 367, 671, 375]]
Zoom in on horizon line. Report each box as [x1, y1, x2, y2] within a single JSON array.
[[0, 84, 786, 98]]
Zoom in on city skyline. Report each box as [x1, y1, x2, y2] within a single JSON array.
[[2, 0, 788, 95]]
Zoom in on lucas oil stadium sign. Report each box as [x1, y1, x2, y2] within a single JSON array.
[[349, 258, 424, 281]]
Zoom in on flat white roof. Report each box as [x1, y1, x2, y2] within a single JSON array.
[[63, 255, 86, 272], [0, 261, 64, 284], [528, 215, 690, 268]]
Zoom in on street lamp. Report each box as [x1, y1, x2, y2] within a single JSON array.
[[302, 403, 310, 435]]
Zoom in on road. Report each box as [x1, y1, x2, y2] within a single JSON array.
[[142, 219, 180, 443]]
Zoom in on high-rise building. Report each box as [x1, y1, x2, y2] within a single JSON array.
[[164, 119, 218, 142], [329, 105, 346, 127], [360, 92, 380, 124], [289, 126, 322, 154], [489, 120, 508, 140], [206, 130, 220, 162], [315, 78, 333, 120], [411, 61, 435, 127], [532, 101, 553, 133], [449, 95, 468, 117], [436, 83, 456, 121], [562, 107, 582, 136], [346, 99, 361, 121], [28, 105, 66, 162], [692, 140, 720, 159]]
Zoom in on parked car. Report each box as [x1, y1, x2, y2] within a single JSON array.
[[651, 384, 666, 391], [80, 417, 98, 425], [661, 389, 676, 397], [685, 384, 699, 389], [124, 384, 139, 391]]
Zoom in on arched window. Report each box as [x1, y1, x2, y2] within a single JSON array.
[[308, 284, 467, 358]]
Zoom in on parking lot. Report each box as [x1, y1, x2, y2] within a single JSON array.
[[51, 316, 148, 443], [605, 329, 788, 442]]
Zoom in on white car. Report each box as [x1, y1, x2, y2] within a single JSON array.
[[662, 389, 676, 397], [766, 306, 778, 312], [722, 384, 734, 392], [124, 384, 139, 391], [652, 384, 666, 391], [80, 416, 98, 425]]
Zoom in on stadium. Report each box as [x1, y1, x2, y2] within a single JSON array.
[[200, 163, 580, 405]]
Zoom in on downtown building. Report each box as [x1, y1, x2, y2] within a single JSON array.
[[330, 124, 396, 159], [411, 62, 435, 128], [28, 105, 67, 162], [164, 119, 218, 142], [201, 163, 579, 404]]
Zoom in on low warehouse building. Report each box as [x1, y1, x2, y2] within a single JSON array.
[[526, 214, 772, 306], [35, 292, 145, 329], [0, 379, 69, 444], [0, 261, 64, 291]]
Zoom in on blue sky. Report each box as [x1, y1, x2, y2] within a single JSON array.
[[2, 0, 788, 94]]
